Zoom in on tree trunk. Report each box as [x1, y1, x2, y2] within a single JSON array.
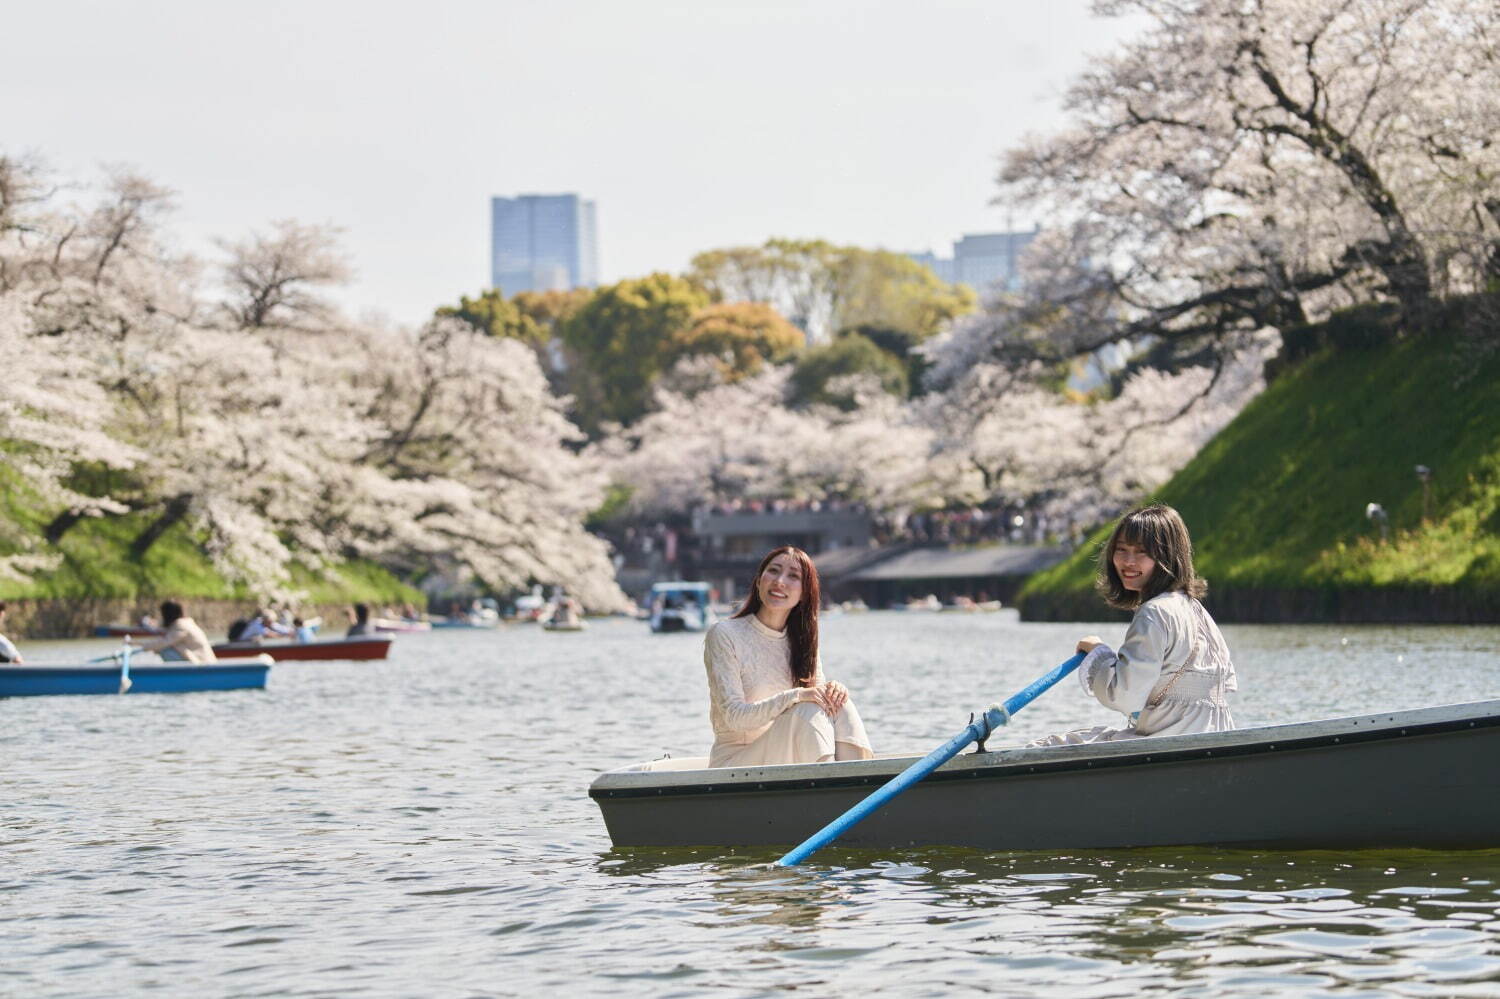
[[44, 508, 90, 545], [130, 493, 194, 559], [1484, 199, 1500, 289], [1245, 42, 1433, 315]]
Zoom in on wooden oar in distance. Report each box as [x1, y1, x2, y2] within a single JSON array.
[[776, 651, 1087, 867]]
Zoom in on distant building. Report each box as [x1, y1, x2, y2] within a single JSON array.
[[825, 544, 1069, 608], [907, 251, 956, 285], [909, 227, 1038, 293], [691, 508, 875, 604], [490, 194, 599, 295]]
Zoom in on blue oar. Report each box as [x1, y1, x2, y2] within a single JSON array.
[[776, 651, 1087, 867], [117, 642, 133, 694]]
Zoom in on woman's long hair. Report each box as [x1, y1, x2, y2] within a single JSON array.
[[733, 545, 820, 685], [1096, 504, 1208, 610]]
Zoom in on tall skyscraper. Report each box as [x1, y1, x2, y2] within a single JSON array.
[[490, 194, 599, 294]]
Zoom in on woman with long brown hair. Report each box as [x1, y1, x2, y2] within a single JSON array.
[[704, 546, 873, 767]]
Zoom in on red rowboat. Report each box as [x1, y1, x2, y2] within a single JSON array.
[[211, 635, 393, 661], [94, 625, 165, 639]]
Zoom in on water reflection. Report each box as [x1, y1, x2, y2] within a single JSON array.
[[595, 843, 1500, 992]]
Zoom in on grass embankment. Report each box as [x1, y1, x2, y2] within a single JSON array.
[[0, 465, 420, 632], [1019, 307, 1500, 623]]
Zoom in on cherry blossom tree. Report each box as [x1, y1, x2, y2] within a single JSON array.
[[989, 0, 1500, 368], [918, 328, 1278, 536], [0, 155, 630, 609], [595, 364, 938, 520]]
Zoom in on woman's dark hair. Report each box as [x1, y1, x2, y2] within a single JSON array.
[[1096, 504, 1207, 610], [354, 602, 370, 622], [159, 601, 184, 625], [733, 545, 821, 685]]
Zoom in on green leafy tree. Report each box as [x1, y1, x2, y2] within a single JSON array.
[[834, 249, 977, 339], [688, 239, 975, 341], [789, 332, 909, 411], [435, 288, 540, 343], [840, 323, 932, 396], [559, 273, 709, 431], [437, 287, 593, 401], [511, 288, 591, 336], [669, 302, 804, 382]]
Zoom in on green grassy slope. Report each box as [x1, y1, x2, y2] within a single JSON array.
[[1020, 321, 1500, 621], [0, 466, 419, 605]]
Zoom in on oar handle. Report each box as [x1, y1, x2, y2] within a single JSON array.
[[118, 643, 134, 694], [776, 651, 1086, 867]]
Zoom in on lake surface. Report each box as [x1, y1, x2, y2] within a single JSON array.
[[4, 612, 1500, 997]]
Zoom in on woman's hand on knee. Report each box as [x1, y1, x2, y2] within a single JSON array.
[[819, 680, 848, 716]]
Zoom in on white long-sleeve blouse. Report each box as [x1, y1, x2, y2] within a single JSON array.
[[1036, 591, 1237, 746]]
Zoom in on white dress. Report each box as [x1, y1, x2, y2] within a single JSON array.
[[704, 614, 873, 768], [1031, 591, 1237, 746]]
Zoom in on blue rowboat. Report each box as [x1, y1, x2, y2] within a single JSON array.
[[0, 661, 270, 697]]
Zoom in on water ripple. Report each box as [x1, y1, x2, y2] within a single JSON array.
[[5, 617, 1500, 996]]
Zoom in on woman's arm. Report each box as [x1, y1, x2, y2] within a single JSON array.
[[704, 627, 807, 733], [132, 624, 178, 654], [1080, 606, 1173, 714]]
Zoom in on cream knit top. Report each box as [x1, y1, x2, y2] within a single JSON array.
[[704, 614, 821, 750]]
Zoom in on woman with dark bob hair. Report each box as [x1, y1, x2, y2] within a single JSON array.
[[1032, 504, 1237, 746], [133, 600, 217, 664], [703, 545, 873, 767]]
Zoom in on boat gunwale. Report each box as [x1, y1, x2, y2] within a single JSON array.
[[212, 636, 393, 651], [1, 662, 270, 677], [590, 698, 1500, 800]]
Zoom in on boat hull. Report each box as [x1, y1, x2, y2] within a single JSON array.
[[94, 625, 163, 638], [591, 700, 1500, 851], [0, 662, 269, 697], [211, 637, 392, 661]]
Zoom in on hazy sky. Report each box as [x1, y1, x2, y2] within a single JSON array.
[[5, 1, 1142, 324]]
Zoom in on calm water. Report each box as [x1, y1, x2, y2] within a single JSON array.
[[4, 612, 1500, 997]]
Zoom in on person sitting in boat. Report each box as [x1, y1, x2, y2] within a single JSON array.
[[133, 601, 217, 663], [0, 602, 23, 664], [346, 603, 378, 637], [552, 594, 581, 627], [293, 616, 321, 643], [237, 608, 294, 643], [1032, 504, 1236, 746], [704, 546, 874, 768]]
